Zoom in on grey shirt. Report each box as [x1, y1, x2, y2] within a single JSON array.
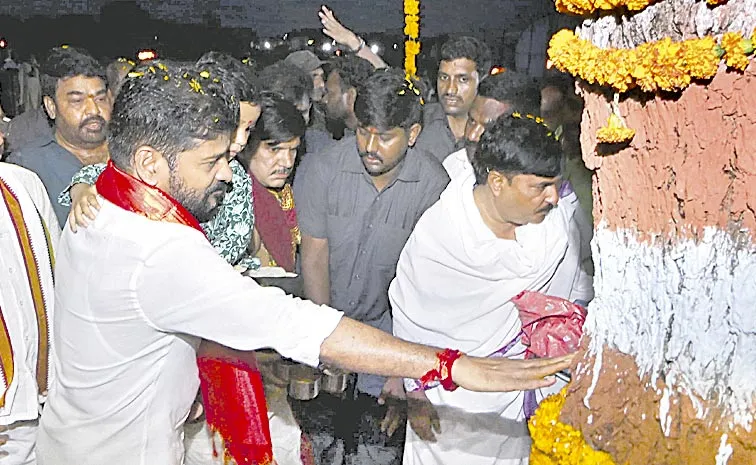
[[6, 136, 82, 227], [414, 102, 465, 163], [294, 135, 449, 396]]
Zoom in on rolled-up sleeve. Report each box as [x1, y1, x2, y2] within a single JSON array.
[[136, 236, 343, 367]]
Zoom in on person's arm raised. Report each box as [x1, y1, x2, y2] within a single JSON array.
[[319, 5, 387, 69], [319, 317, 572, 393]]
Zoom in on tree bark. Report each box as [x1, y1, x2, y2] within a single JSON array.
[[558, 4, 756, 464]]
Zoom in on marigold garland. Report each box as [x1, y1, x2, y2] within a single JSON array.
[[555, 0, 655, 16], [528, 388, 617, 465], [548, 29, 754, 94], [404, 0, 420, 78]]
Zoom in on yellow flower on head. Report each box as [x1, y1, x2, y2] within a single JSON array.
[[199, 70, 211, 79], [189, 78, 203, 93]]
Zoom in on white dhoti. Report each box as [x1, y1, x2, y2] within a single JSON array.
[[390, 173, 592, 465]]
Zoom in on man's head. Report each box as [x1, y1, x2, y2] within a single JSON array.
[[239, 92, 306, 190], [284, 50, 326, 103], [258, 62, 314, 125], [197, 51, 260, 158], [106, 58, 136, 99], [437, 36, 491, 118], [41, 46, 111, 149], [472, 115, 563, 226], [324, 56, 374, 124], [354, 69, 423, 178], [108, 61, 239, 223], [465, 71, 541, 156]]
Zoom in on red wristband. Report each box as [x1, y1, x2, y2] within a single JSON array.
[[419, 348, 463, 392]]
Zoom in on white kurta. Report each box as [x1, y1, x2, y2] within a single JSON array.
[[37, 200, 343, 465], [0, 163, 60, 465], [441, 148, 472, 181], [389, 172, 592, 465]]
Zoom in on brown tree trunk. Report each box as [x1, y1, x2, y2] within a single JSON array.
[[558, 1, 756, 463]]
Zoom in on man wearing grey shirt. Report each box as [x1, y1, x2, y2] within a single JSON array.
[[7, 46, 110, 226], [295, 69, 449, 464]]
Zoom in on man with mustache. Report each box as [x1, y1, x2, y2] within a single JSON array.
[[389, 114, 594, 465], [295, 69, 450, 465], [237, 92, 305, 275], [7, 46, 111, 226], [36, 61, 570, 465], [414, 36, 491, 164]]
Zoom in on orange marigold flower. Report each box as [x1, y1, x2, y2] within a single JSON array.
[[597, 113, 635, 144], [682, 36, 719, 79], [721, 31, 750, 71]]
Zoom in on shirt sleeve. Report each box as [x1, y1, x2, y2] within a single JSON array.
[[136, 234, 343, 367], [201, 159, 255, 265], [57, 163, 106, 207], [293, 154, 329, 238]]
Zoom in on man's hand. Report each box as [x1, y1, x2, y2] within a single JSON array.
[[452, 354, 572, 392], [378, 377, 406, 438], [406, 390, 440, 442], [319, 6, 361, 51], [68, 184, 101, 232]]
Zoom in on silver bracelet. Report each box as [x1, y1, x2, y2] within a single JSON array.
[[351, 36, 366, 54]]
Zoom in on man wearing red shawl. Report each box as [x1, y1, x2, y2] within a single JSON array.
[[36, 61, 571, 465], [238, 92, 305, 276]]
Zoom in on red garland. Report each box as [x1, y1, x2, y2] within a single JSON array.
[[419, 349, 463, 391]]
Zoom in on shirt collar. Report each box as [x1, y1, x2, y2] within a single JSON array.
[[341, 136, 423, 183]]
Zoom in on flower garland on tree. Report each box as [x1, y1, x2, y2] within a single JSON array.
[[404, 0, 420, 78], [529, 388, 617, 465], [547, 28, 755, 144], [556, 0, 726, 16]]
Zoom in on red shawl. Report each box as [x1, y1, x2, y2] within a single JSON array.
[[250, 175, 298, 272], [97, 161, 274, 465]]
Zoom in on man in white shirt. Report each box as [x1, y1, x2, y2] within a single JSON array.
[[0, 160, 60, 465], [36, 62, 570, 465], [390, 115, 593, 465]]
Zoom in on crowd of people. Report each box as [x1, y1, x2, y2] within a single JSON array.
[[0, 7, 593, 465]]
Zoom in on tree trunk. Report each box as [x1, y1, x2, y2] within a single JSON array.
[[559, 1, 756, 463]]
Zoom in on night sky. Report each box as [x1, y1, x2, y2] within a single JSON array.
[[0, 0, 548, 37]]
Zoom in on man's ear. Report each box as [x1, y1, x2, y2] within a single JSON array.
[[487, 170, 507, 197], [132, 145, 169, 188], [43, 96, 57, 120], [407, 123, 422, 147]]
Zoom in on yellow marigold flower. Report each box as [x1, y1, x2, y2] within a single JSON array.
[[405, 39, 421, 55], [706, 0, 727, 4], [721, 32, 750, 71], [597, 113, 635, 144], [189, 78, 203, 93], [199, 70, 211, 79], [404, 18, 420, 38], [404, 0, 420, 15], [682, 36, 719, 79]]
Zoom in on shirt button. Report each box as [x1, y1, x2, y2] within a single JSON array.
[[349, 301, 356, 306]]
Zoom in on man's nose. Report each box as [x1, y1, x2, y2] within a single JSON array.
[[84, 96, 101, 116], [216, 158, 233, 183], [545, 185, 559, 206], [448, 79, 459, 95], [366, 134, 379, 153], [280, 149, 296, 168]]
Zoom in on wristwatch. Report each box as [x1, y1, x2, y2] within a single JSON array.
[[351, 36, 366, 54]]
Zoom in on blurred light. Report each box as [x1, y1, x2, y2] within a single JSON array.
[[321, 42, 332, 52], [370, 43, 381, 54], [283, 33, 288, 40], [0, 39, 6, 49], [307, 39, 315, 46], [263, 41, 272, 50], [154, 35, 158, 41], [335, 49, 342, 56], [393, 43, 398, 50], [137, 49, 157, 61], [490, 66, 505, 76]]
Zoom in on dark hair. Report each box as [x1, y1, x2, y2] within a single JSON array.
[[440, 36, 492, 78], [238, 92, 306, 168], [40, 46, 107, 98], [354, 68, 423, 131], [106, 58, 136, 95], [478, 71, 541, 116], [108, 61, 239, 171], [472, 115, 563, 185], [329, 56, 374, 92], [258, 62, 313, 106], [196, 51, 258, 103]]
